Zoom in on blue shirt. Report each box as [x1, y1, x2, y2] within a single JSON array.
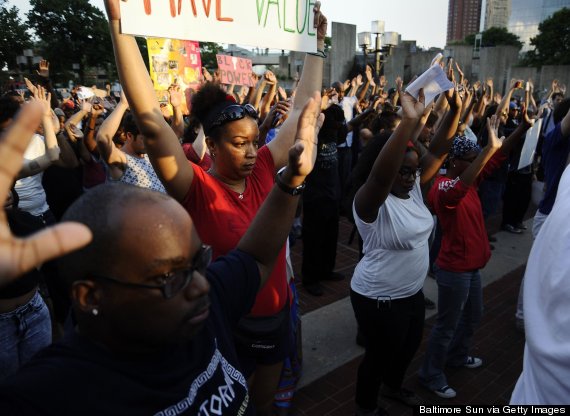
[[539, 124, 570, 215]]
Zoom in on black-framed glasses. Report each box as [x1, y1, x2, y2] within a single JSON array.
[[91, 245, 212, 299], [398, 167, 422, 180], [210, 104, 259, 129]]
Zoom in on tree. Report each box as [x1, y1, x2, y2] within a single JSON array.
[[200, 42, 224, 70], [525, 8, 570, 66], [0, 0, 32, 71], [464, 27, 522, 48], [27, 0, 114, 84]]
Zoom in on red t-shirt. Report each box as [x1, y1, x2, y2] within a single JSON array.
[[182, 143, 212, 171], [428, 151, 507, 273], [183, 145, 288, 317]]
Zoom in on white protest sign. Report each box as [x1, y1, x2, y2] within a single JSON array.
[[405, 65, 454, 106], [120, 1, 318, 53], [518, 118, 542, 170]]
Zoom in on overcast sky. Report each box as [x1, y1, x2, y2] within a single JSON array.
[[8, 0, 449, 49]]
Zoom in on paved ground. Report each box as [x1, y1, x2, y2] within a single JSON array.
[[286, 211, 533, 415]]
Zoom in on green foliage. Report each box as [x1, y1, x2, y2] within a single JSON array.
[[524, 8, 570, 66], [200, 42, 224, 70], [27, 0, 114, 83], [0, 0, 32, 71], [324, 36, 332, 52], [464, 27, 522, 48]]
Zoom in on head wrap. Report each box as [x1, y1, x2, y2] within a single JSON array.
[[450, 135, 481, 159]]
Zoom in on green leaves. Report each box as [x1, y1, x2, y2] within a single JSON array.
[[0, 2, 32, 71], [526, 7, 570, 66]]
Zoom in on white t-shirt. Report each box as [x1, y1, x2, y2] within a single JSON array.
[[339, 96, 358, 147], [14, 134, 50, 216], [351, 177, 434, 299], [510, 164, 570, 405]]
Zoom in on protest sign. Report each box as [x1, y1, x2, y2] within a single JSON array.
[[147, 38, 202, 109], [121, 0, 318, 53], [518, 118, 542, 170], [216, 55, 254, 87]]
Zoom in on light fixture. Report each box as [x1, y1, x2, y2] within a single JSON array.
[[358, 32, 372, 48], [371, 20, 385, 35]]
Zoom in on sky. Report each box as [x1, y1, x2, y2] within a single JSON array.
[[8, 0, 449, 49]]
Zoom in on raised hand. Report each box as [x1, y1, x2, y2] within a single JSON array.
[[0, 103, 92, 285], [278, 86, 288, 101], [486, 115, 503, 150], [168, 84, 184, 108], [80, 99, 93, 114], [202, 67, 213, 83], [355, 74, 363, 87], [455, 61, 464, 84], [365, 65, 373, 82], [520, 104, 535, 128], [24, 77, 38, 97], [379, 75, 387, 89], [287, 92, 324, 179], [445, 85, 462, 110], [30, 85, 52, 117], [264, 70, 277, 85], [399, 79, 425, 120], [36, 60, 50, 78]]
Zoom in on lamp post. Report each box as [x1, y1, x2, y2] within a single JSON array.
[[371, 20, 385, 76], [357, 31, 372, 68]]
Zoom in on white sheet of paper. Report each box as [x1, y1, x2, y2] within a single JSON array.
[[405, 65, 454, 106], [518, 119, 542, 170], [120, 1, 317, 53]]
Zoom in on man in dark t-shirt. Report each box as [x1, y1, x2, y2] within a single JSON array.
[[0, 91, 322, 415]]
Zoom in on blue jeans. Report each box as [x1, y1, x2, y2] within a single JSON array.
[[419, 267, 483, 390], [0, 291, 52, 380]]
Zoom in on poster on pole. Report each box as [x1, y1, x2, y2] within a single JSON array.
[[518, 118, 542, 170], [147, 38, 202, 109], [121, 1, 318, 53], [216, 55, 254, 87]]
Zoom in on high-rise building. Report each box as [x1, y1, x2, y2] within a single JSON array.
[[508, 0, 570, 51], [447, 0, 483, 43], [484, 0, 511, 29]]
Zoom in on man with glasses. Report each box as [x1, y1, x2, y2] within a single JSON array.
[[0, 90, 323, 415]]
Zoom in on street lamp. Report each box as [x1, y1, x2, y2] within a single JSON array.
[[371, 20, 385, 75], [358, 31, 372, 66]]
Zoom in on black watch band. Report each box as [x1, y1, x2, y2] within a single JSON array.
[[275, 167, 305, 196]]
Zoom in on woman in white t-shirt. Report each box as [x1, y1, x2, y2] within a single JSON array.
[[351, 84, 461, 415]]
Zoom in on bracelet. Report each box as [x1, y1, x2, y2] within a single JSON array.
[[275, 167, 306, 196], [308, 49, 327, 59]]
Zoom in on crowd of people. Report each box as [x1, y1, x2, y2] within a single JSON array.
[[0, 0, 569, 414]]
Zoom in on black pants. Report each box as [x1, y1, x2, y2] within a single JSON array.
[[502, 171, 532, 227], [350, 289, 425, 410], [301, 200, 339, 286]]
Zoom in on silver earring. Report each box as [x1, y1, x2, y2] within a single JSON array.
[[92, 309, 99, 316]]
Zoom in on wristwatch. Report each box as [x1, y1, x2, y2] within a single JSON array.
[[276, 167, 306, 196]]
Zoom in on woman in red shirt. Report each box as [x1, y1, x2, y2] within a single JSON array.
[[419, 114, 533, 399], [107, 3, 328, 413]]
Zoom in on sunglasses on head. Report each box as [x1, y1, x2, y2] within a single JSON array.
[[210, 104, 259, 129]]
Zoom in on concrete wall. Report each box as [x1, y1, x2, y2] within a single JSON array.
[[479, 46, 521, 95], [409, 50, 444, 81], [382, 47, 407, 86], [327, 22, 357, 86], [540, 65, 570, 95]]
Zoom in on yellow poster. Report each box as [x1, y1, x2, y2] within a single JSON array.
[[147, 37, 202, 110]]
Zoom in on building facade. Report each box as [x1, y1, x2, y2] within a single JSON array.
[[447, 0, 483, 43], [508, 0, 570, 51], [484, 0, 511, 29]]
